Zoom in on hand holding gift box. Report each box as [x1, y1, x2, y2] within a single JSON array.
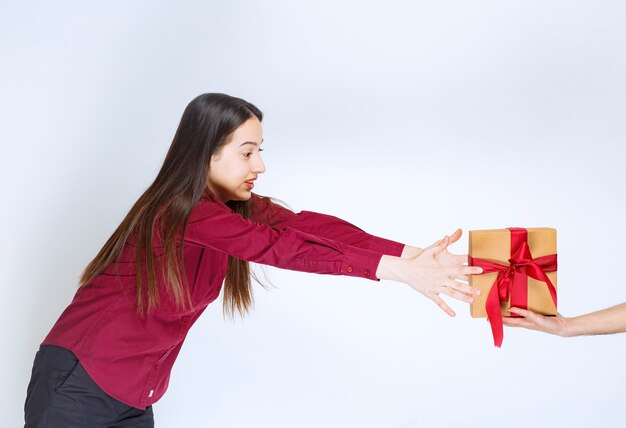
[[503, 303, 626, 336], [468, 228, 557, 347]]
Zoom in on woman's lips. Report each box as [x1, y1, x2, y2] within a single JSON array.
[[245, 182, 254, 189]]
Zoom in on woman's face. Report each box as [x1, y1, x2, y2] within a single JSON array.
[[207, 116, 266, 202]]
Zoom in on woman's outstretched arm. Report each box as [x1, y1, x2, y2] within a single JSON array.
[[249, 193, 424, 257], [503, 303, 626, 336], [187, 197, 482, 314]]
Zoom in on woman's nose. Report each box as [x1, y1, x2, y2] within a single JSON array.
[[253, 157, 266, 174]]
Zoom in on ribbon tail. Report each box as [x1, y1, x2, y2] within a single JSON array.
[[485, 277, 504, 348], [509, 271, 529, 313]]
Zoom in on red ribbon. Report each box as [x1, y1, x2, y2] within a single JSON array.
[[469, 228, 557, 347]]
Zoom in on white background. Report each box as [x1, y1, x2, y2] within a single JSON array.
[[2, 1, 625, 427]]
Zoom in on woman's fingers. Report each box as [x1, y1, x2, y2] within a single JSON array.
[[447, 229, 463, 245], [508, 307, 555, 329], [502, 316, 531, 328], [443, 279, 481, 297], [431, 294, 455, 317], [425, 235, 447, 250], [508, 307, 538, 321], [426, 232, 457, 254], [438, 286, 475, 303], [505, 307, 565, 335], [435, 235, 449, 253], [458, 266, 483, 275], [425, 229, 462, 252]]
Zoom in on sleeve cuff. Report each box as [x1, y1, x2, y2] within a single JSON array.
[[340, 247, 384, 282]]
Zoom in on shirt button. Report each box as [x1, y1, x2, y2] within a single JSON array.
[[347, 266, 353, 273], [155, 363, 161, 369], [364, 270, 370, 276]]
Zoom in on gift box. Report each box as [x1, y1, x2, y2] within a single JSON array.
[[468, 227, 558, 347]]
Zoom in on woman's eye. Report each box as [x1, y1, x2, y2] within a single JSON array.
[[243, 149, 263, 158]]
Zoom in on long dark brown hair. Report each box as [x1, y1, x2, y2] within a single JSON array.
[[78, 93, 270, 319]]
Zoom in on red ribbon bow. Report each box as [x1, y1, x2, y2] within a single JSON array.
[[469, 228, 557, 347]]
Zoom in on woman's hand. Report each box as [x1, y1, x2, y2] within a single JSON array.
[[377, 229, 482, 317], [401, 229, 467, 270], [503, 308, 572, 336], [504, 303, 626, 337], [404, 230, 482, 316]]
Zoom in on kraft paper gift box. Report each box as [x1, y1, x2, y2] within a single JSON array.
[[468, 227, 558, 347]]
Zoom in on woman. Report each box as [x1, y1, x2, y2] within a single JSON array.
[[24, 93, 483, 427]]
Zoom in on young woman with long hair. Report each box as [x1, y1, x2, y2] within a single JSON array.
[[24, 93, 483, 427]]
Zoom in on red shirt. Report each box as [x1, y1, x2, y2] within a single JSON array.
[[42, 192, 405, 409]]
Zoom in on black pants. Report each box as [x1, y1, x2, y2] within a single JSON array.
[[24, 345, 154, 428]]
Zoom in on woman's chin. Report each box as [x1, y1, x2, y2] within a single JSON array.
[[233, 190, 253, 201]]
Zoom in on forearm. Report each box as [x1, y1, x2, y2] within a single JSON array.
[[565, 303, 626, 336]]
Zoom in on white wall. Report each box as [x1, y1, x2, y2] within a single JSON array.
[[2, 1, 625, 427]]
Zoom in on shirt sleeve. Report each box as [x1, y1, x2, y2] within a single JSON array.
[[248, 194, 406, 257], [184, 199, 385, 281]]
